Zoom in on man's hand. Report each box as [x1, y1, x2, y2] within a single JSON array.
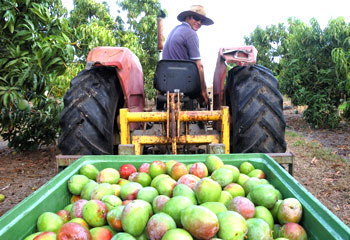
[[195, 60, 209, 107]]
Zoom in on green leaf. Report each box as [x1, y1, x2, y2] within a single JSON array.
[[23, 18, 35, 31], [46, 57, 62, 70], [4, 59, 20, 69], [14, 30, 32, 39]]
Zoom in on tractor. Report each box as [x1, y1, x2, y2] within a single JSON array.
[[58, 17, 286, 156]]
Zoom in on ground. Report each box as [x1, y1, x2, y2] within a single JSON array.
[[0, 101, 349, 228]]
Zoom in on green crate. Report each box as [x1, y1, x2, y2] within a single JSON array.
[[0, 154, 349, 239]]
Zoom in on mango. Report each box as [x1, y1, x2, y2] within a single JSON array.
[[248, 169, 266, 179], [79, 164, 99, 180], [170, 162, 188, 180], [223, 183, 245, 199], [90, 227, 113, 239], [221, 164, 240, 183], [68, 218, 89, 230], [239, 162, 255, 175], [181, 205, 219, 239], [70, 199, 88, 219], [136, 186, 159, 203], [121, 200, 151, 237], [152, 195, 170, 213], [194, 177, 222, 204], [237, 173, 250, 186], [161, 228, 193, 240], [217, 211, 247, 240], [32, 232, 56, 240], [227, 196, 255, 220], [177, 174, 200, 190], [145, 212, 176, 240], [153, 176, 176, 197], [149, 161, 167, 178], [57, 222, 91, 240], [277, 198, 302, 224], [200, 202, 227, 216], [165, 160, 178, 175], [243, 177, 262, 195], [37, 212, 63, 234], [96, 168, 120, 184], [189, 162, 208, 178], [254, 206, 274, 229], [172, 184, 197, 205], [280, 222, 307, 240], [129, 172, 152, 187], [211, 168, 234, 187], [111, 232, 136, 240], [162, 196, 194, 226], [205, 155, 224, 173], [91, 183, 115, 201], [120, 182, 143, 200], [81, 180, 99, 200], [101, 194, 122, 211], [68, 174, 90, 195], [107, 205, 124, 231], [82, 200, 108, 227], [218, 190, 233, 206], [246, 218, 272, 240], [150, 174, 171, 188], [250, 184, 278, 209]]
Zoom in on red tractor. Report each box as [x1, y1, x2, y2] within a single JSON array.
[[58, 20, 286, 156]]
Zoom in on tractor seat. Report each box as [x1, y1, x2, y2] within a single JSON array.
[[154, 60, 201, 98]]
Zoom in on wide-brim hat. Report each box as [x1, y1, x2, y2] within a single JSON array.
[[177, 5, 214, 26]]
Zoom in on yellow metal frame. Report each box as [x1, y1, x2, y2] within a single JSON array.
[[120, 105, 230, 155]]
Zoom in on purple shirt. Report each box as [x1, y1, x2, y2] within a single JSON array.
[[163, 22, 201, 60]]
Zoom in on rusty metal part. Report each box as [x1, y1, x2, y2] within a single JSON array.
[[213, 46, 257, 111], [132, 134, 220, 155], [209, 144, 225, 154], [167, 91, 170, 139], [170, 93, 177, 154], [118, 144, 135, 155], [119, 105, 230, 154], [177, 92, 180, 141]]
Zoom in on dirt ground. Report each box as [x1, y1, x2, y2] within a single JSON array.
[[0, 101, 349, 228]]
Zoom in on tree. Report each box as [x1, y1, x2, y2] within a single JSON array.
[[279, 18, 350, 128], [244, 23, 288, 75], [0, 0, 74, 150], [245, 17, 350, 128], [118, 0, 164, 99], [0, 0, 164, 151]]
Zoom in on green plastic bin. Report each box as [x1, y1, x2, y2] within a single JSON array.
[[0, 154, 349, 239]]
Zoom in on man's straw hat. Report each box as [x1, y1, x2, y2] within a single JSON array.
[[177, 5, 214, 25]]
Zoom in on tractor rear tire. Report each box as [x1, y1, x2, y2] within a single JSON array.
[[58, 66, 123, 155], [226, 65, 286, 153]]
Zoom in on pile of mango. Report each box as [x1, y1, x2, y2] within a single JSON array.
[[24, 155, 307, 240]]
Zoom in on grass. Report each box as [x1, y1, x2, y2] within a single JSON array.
[[285, 130, 347, 163]]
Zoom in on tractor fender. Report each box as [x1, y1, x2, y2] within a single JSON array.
[[213, 46, 257, 110], [86, 47, 145, 114]]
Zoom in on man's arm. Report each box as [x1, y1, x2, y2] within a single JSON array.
[[195, 60, 209, 107]]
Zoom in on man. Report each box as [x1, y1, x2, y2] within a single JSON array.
[[162, 5, 214, 106]]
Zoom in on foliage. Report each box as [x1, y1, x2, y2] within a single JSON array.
[[0, 0, 163, 151], [0, 0, 73, 150], [245, 17, 350, 128], [118, 0, 163, 99], [0, 98, 63, 151], [244, 23, 288, 75], [68, 0, 118, 61]]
